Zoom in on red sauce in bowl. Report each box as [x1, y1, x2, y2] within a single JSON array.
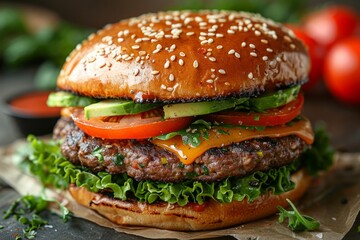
[[9, 91, 61, 117]]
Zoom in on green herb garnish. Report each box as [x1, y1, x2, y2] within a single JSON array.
[[278, 199, 320, 231], [91, 147, 104, 163], [113, 154, 124, 166], [299, 125, 334, 176], [2, 195, 72, 239]]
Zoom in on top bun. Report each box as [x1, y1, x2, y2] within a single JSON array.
[[57, 10, 309, 102]]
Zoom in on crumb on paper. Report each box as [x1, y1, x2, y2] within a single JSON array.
[[316, 233, 323, 239]]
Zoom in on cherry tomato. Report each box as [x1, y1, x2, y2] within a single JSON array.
[[303, 6, 360, 50], [324, 38, 360, 105], [205, 94, 304, 126], [286, 25, 325, 90], [71, 108, 193, 139]]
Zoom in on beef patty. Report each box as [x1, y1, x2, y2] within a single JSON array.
[[54, 117, 308, 182]]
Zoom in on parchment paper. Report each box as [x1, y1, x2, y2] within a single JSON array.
[[0, 140, 359, 240]]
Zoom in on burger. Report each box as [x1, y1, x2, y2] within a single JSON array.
[[27, 10, 329, 231]]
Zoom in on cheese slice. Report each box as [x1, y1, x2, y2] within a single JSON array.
[[151, 118, 314, 165]]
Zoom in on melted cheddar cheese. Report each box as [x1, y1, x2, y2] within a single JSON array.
[[151, 118, 314, 165]]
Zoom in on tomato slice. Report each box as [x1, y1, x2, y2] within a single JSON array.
[[70, 108, 193, 139], [205, 94, 304, 126]]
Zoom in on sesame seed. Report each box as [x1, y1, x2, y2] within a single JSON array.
[[250, 52, 257, 57], [169, 74, 175, 81], [133, 68, 140, 76], [193, 60, 199, 68], [266, 48, 273, 52], [156, 44, 162, 50], [170, 44, 176, 51], [241, 42, 246, 47], [199, 36, 206, 41], [186, 32, 195, 36], [135, 38, 142, 43], [284, 35, 292, 42], [254, 30, 261, 36], [218, 69, 226, 74], [228, 49, 235, 54], [153, 49, 161, 54], [206, 79, 214, 84], [167, 87, 174, 92], [178, 59, 184, 66], [208, 38, 214, 43], [290, 44, 296, 49], [227, 29, 235, 34], [160, 84, 166, 89], [211, 68, 215, 72], [170, 55, 176, 61], [132, 45, 140, 49], [262, 56, 269, 61], [199, 22, 207, 27], [249, 44, 255, 49], [216, 45, 223, 49], [97, 60, 106, 68], [261, 39, 268, 44], [225, 82, 230, 86], [216, 33, 224, 38], [151, 70, 160, 75], [234, 52, 241, 58], [179, 52, 186, 57], [201, 40, 208, 45], [138, 51, 146, 56], [117, 38, 124, 43], [248, 72, 254, 79], [209, 57, 216, 62], [276, 56, 282, 62], [164, 60, 170, 69]]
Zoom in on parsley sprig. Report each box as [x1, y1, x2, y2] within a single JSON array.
[[2, 195, 72, 239], [278, 198, 320, 231]]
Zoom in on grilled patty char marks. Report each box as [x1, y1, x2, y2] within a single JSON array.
[[54, 117, 308, 182]]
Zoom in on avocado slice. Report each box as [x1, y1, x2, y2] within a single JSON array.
[[163, 85, 300, 119], [47, 91, 99, 107], [163, 98, 248, 119], [249, 85, 300, 111], [84, 100, 162, 119]]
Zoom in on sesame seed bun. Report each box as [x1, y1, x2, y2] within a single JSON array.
[[57, 10, 309, 102], [69, 169, 311, 231]]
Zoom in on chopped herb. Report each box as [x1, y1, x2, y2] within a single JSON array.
[[253, 115, 260, 121], [0, 225, 3, 229], [92, 147, 104, 163], [254, 126, 265, 131], [201, 165, 209, 175], [216, 129, 230, 135], [138, 163, 145, 168], [113, 154, 124, 166], [185, 171, 199, 179], [357, 225, 360, 233], [278, 199, 320, 231], [177, 163, 185, 168], [2, 195, 72, 239]]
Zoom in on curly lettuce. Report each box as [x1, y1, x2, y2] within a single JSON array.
[[23, 135, 297, 206]]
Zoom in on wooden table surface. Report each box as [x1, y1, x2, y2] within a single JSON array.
[[0, 68, 359, 239]]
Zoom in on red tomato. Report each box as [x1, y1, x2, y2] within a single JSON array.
[[205, 94, 304, 126], [71, 108, 193, 139], [324, 38, 360, 105], [303, 6, 360, 50], [286, 25, 325, 90]]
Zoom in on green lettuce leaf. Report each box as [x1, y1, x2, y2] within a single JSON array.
[[23, 135, 298, 206]]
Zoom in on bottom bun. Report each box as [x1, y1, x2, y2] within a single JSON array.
[[69, 169, 311, 231]]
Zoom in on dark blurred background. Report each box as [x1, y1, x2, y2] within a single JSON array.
[[2, 0, 359, 28]]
